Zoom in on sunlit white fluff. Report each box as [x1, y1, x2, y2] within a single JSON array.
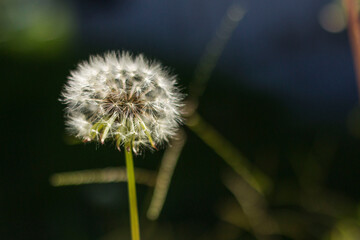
[[61, 51, 183, 153]]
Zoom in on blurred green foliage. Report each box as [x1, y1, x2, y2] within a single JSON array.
[[0, 0, 73, 56]]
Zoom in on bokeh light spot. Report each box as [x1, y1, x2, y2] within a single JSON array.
[[319, 3, 347, 33]]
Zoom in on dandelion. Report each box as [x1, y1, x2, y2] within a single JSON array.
[[61, 51, 183, 154], [60, 51, 184, 240]]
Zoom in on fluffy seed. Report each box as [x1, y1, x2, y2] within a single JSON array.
[[61, 51, 184, 153]]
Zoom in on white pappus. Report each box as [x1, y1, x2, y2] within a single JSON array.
[[61, 51, 184, 153]]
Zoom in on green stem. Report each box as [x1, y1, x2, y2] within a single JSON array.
[[124, 142, 140, 240]]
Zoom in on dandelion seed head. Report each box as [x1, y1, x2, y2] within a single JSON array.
[[61, 51, 184, 153]]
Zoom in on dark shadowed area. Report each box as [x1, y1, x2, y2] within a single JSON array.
[[1, 0, 360, 239]]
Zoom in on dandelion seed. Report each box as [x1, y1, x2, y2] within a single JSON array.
[[60, 51, 184, 153]]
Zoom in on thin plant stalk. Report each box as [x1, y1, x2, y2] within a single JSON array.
[[343, 0, 360, 101], [146, 129, 187, 220], [49, 167, 156, 187], [186, 113, 271, 194], [125, 141, 140, 240]]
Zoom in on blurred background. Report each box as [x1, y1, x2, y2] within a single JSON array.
[[2, 0, 360, 239]]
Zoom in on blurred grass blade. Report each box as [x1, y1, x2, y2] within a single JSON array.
[[144, 1, 245, 220], [50, 167, 156, 187], [189, 1, 246, 101], [223, 171, 279, 239], [186, 113, 272, 195], [147, 129, 187, 220]]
